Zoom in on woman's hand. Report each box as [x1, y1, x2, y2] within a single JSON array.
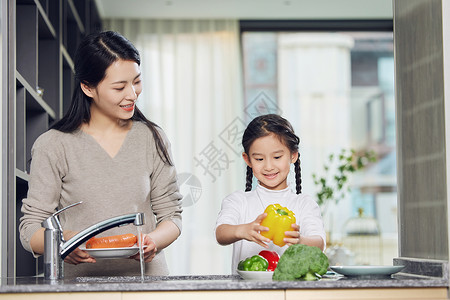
[[63, 230, 96, 265], [284, 223, 301, 246], [130, 234, 157, 263], [64, 248, 97, 265], [236, 213, 271, 248]]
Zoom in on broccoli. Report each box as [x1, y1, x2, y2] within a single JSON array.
[[273, 244, 329, 281]]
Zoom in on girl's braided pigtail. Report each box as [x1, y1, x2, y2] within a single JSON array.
[[294, 158, 302, 194], [245, 166, 253, 192]]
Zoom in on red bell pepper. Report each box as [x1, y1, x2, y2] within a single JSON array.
[[258, 250, 280, 271]]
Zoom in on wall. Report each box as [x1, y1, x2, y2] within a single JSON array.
[[443, 0, 450, 263], [394, 0, 448, 259], [0, 0, 7, 274]]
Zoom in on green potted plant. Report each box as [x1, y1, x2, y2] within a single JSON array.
[[312, 148, 377, 212]]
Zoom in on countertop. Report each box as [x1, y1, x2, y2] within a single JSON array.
[[0, 258, 448, 294], [0, 273, 447, 293]]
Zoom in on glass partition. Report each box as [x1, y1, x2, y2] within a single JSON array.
[[242, 31, 397, 266]]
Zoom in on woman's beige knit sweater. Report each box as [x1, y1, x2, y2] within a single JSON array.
[[19, 121, 182, 277]]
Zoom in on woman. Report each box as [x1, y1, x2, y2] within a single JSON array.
[[19, 31, 182, 277]]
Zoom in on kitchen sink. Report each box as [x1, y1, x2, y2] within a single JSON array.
[[74, 274, 238, 283]]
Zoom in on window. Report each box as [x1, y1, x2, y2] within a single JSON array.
[[242, 24, 396, 265]]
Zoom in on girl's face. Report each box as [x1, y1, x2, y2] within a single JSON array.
[[243, 133, 298, 191], [81, 59, 142, 123]]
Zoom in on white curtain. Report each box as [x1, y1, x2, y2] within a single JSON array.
[[277, 33, 355, 240], [104, 19, 245, 275]]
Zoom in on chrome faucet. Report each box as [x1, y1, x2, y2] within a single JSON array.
[[41, 201, 145, 280]]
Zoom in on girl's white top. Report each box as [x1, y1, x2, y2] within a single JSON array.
[[216, 184, 326, 273]]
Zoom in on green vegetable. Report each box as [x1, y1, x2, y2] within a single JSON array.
[[273, 244, 329, 281], [238, 255, 269, 271]]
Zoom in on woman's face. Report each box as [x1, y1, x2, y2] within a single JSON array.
[[82, 59, 142, 122], [243, 133, 298, 191]]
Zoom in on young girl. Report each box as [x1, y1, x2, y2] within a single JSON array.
[[19, 31, 182, 277], [215, 114, 325, 272]]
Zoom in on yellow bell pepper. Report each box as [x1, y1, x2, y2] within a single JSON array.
[[260, 204, 296, 247]]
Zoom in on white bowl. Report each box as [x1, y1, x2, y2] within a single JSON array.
[[80, 245, 146, 259], [237, 270, 274, 280]]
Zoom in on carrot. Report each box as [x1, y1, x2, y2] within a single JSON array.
[[86, 233, 137, 249]]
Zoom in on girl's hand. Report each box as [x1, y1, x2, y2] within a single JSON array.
[[284, 223, 301, 246], [130, 234, 157, 263], [63, 230, 96, 265], [236, 213, 271, 248]]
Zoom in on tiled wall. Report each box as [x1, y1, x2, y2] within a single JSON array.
[[394, 0, 448, 259]]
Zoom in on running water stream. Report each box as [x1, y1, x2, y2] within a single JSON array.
[[136, 226, 145, 281]]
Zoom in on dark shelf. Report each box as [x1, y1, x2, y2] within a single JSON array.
[[63, 0, 86, 59], [15, 177, 42, 277], [10, 0, 102, 277], [16, 87, 26, 172], [62, 52, 75, 116], [16, 71, 55, 118], [38, 38, 59, 115], [16, 169, 30, 183], [16, 0, 35, 4], [16, 4, 38, 88], [37, 1, 56, 39]]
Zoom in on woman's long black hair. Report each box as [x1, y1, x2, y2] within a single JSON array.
[[242, 114, 302, 194], [51, 31, 172, 165]]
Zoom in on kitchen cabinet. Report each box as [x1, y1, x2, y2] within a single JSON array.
[[4, 0, 101, 278], [0, 271, 447, 300], [0, 288, 447, 300], [285, 288, 447, 299]]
